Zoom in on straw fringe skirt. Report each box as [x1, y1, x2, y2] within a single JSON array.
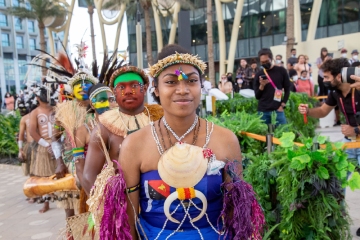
[[21, 142, 33, 176], [30, 144, 56, 177], [55, 163, 80, 210]]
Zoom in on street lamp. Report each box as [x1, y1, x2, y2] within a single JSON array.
[[136, 0, 143, 69]]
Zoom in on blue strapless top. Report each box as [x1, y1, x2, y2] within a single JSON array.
[[139, 170, 223, 231]]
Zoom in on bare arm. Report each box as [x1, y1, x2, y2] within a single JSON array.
[[221, 129, 243, 182], [81, 124, 109, 195], [29, 109, 41, 142], [74, 125, 89, 191], [18, 117, 26, 142], [299, 103, 334, 118], [119, 135, 141, 240]]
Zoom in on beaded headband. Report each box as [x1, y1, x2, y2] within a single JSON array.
[[67, 69, 99, 88], [148, 52, 207, 78], [109, 65, 149, 89], [89, 86, 113, 101]]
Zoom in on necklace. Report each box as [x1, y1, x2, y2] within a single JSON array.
[[159, 117, 201, 151], [162, 115, 198, 142]]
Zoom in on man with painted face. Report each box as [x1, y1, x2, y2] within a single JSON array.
[[298, 58, 360, 160], [79, 66, 163, 195], [29, 86, 57, 213], [254, 48, 291, 125], [74, 83, 114, 209], [51, 69, 98, 219]]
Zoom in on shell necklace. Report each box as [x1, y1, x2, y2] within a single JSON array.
[[162, 115, 198, 143]]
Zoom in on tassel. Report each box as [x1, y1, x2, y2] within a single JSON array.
[[79, 188, 88, 214], [219, 161, 265, 240], [99, 162, 131, 239]]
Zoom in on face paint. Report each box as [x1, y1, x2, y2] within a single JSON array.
[[115, 81, 146, 111], [73, 80, 93, 100], [175, 67, 188, 81], [91, 91, 111, 115]]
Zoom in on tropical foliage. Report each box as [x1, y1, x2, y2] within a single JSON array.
[[244, 132, 360, 239], [0, 113, 21, 157]]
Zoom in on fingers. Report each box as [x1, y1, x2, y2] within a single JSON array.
[[298, 104, 308, 114]]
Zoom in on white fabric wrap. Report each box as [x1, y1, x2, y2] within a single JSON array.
[[51, 141, 62, 159], [18, 140, 23, 149], [38, 138, 50, 148]]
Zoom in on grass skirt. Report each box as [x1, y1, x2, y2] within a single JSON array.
[[30, 144, 56, 177], [21, 142, 32, 176], [55, 162, 79, 210]]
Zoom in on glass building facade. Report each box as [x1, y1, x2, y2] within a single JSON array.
[[127, 0, 360, 73]]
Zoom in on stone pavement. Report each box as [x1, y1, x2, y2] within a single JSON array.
[[0, 126, 359, 239]]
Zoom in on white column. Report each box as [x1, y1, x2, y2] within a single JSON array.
[[215, 0, 226, 75], [226, 0, 244, 73], [307, 0, 323, 41]]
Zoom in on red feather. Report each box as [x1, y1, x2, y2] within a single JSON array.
[[57, 52, 75, 75]]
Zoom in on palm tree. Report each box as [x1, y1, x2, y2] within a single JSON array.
[[206, 0, 214, 87], [8, 0, 66, 77], [286, 0, 295, 58], [85, 0, 97, 61]]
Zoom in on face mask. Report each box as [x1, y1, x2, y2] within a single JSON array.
[[342, 53, 347, 58], [276, 60, 281, 64], [261, 62, 272, 70], [237, 80, 243, 84], [227, 76, 232, 81], [353, 55, 358, 60], [300, 77, 307, 80], [292, 76, 298, 81], [323, 81, 337, 90]]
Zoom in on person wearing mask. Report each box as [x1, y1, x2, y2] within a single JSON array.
[[294, 55, 312, 79], [298, 58, 360, 162], [341, 48, 348, 59], [244, 58, 260, 89], [349, 49, 359, 65], [288, 69, 298, 92], [4, 92, 15, 111], [316, 47, 331, 96], [275, 54, 283, 67], [254, 48, 291, 125], [295, 70, 313, 97], [287, 48, 297, 70], [218, 73, 233, 94]]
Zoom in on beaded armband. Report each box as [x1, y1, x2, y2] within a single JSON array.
[[126, 183, 140, 193], [72, 147, 85, 159]]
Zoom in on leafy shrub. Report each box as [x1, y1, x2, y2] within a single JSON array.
[[0, 113, 20, 157]]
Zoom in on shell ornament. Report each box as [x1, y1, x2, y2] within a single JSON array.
[[158, 142, 208, 224]]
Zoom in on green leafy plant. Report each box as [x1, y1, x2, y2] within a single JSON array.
[[245, 132, 360, 239], [0, 113, 20, 158]]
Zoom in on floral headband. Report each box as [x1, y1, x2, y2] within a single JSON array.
[[148, 52, 207, 78]]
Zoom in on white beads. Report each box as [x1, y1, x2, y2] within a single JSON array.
[[163, 115, 199, 143]]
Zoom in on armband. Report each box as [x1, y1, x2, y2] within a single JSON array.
[[38, 138, 50, 148], [51, 141, 62, 159], [18, 140, 23, 149]]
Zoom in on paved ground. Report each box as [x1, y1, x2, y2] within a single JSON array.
[[0, 126, 359, 239]]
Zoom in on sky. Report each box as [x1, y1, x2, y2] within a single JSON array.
[[67, 1, 129, 66]]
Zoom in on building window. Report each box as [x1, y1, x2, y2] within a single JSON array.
[[15, 17, 22, 30], [26, 2, 32, 10], [0, 13, 7, 26], [16, 36, 24, 49], [0, 0, 5, 7], [2, 33, 9, 46], [29, 38, 36, 50], [28, 20, 35, 32], [12, 0, 19, 7]]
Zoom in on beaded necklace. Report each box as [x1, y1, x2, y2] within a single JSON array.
[[162, 115, 198, 143]]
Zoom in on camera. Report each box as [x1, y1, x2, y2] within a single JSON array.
[[341, 67, 360, 84], [260, 75, 268, 80]]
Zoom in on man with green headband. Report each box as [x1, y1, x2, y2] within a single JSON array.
[[78, 66, 163, 195]]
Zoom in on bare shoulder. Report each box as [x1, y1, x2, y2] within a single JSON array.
[[121, 124, 153, 153]]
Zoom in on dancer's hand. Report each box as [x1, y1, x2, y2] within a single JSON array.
[[55, 158, 68, 179]]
